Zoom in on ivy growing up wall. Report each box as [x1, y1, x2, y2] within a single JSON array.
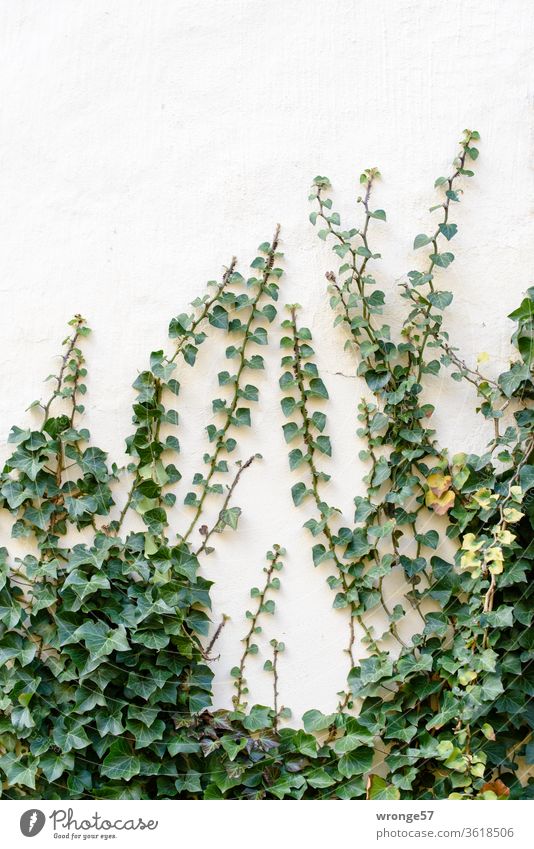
[[0, 132, 533, 800]]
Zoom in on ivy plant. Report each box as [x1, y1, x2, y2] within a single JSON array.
[[1, 132, 533, 800]]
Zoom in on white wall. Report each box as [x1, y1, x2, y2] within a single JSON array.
[[0, 0, 533, 719]]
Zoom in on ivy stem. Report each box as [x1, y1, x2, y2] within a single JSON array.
[[413, 134, 474, 384], [113, 261, 237, 535], [289, 307, 380, 662], [182, 227, 280, 544], [232, 546, 282, 710], [168, 258, 237, 365], [41, 316, 84, 425], [202, 614, 229, 661], [195, 454, 257, 556], [272, 644, 280, 731]]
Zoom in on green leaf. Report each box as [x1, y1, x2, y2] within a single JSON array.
[[430, 252, 454, 268], [308, 378, 329, 399], [370, 209, 386, 221], [520, 465, 534, 493], [508, 296, 534, 323], [208, 305, 228, 330], [332, 734, 371, 755], [338, 747, 373, 777], [479, 606, 514, 628], [367, 774, 400, 800], [0, 633, 36, 667], [242, 705, 271, 732], [307, 768, 336, 788], [40, 751, 75, 783], [66, 621, 130, 660], [302, 709, 336, 733], [220, 736, 247, 761], [101, 739, 141, 781], [498, 363, 530, 397], [315, 435, 332, 456], [413, 233, 431, 249], [416, 529, 439, 549], [52, 718, 91, 753], [428, 291, 453, 310], [219, 506, 241, 531], [439, 222, 458, 241], [0, 753, 37, 789], [365, 370, 389, 392], [291, 482, 308, 506], [234, 407, 251, 427], [288, 449, 304, 470]]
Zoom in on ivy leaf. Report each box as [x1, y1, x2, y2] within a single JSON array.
[[520, 465, 534, 493], [480, 606, 514, 628], [242, 705, 271, 732], [9, 450, 44, 481], [413, 233, 431, 249], [291, 482, 308, 506], [498, 363, 530, 397], [428, 291, 453, 310], [0, 753, 37, 789], [101, 739, 141, 781], [208, 305, 228, 330], [302, 709, 337, 733], [332, 734, 371, 755], [67, 621, 130, 660], [0, 634, 36, 667], [234, 407, 251, 427], [39, 751, 75, 783], [78, 447, 109, 482], [219, 506, 241, 531], [415, 529, 439, 549], [366, 774, 400, 800], [365, 370, 389, 392], [52, 718, 91, 753], [338, 747, 373, 777], [359, 655, 393, 685], [220, 737, 247, 761], [430, 252, 454, 268], [370, 209, 386, 221], [439, 222, 458, 241], [307, 768, 336, 788], [308, 378, 329, 399]]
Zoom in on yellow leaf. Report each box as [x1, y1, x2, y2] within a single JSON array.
[[503, 507, 524, 523], [472, 488, 498, 510], [460, 550, 482, 576], [509, 485, 523, 503], [495, 529, 515, 546], [485, 546, 504, 574], [461, 533, 484, 552], [426, 489, 455, 515], [458, 668, 477, 685], [427, 473, 452, 497]]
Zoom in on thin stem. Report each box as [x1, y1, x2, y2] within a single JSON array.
[[289, 307, 380, 661], [233, 547, 282, 709], [203, 614, 229, 661], [41, 317, 85, 424], [182, 226, 280, 543], [195, 454, 257, 555], [272, 645, 280, 731]]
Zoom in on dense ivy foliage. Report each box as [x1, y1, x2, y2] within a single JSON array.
[[1, 132, 533, 799]]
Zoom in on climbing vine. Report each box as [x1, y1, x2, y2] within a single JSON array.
[[0, 131, 533, 800]]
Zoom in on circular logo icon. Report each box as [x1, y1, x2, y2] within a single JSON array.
[[20, 809, 46, 837]]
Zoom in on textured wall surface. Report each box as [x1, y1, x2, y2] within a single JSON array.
[[0, 0, 533, 719]]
